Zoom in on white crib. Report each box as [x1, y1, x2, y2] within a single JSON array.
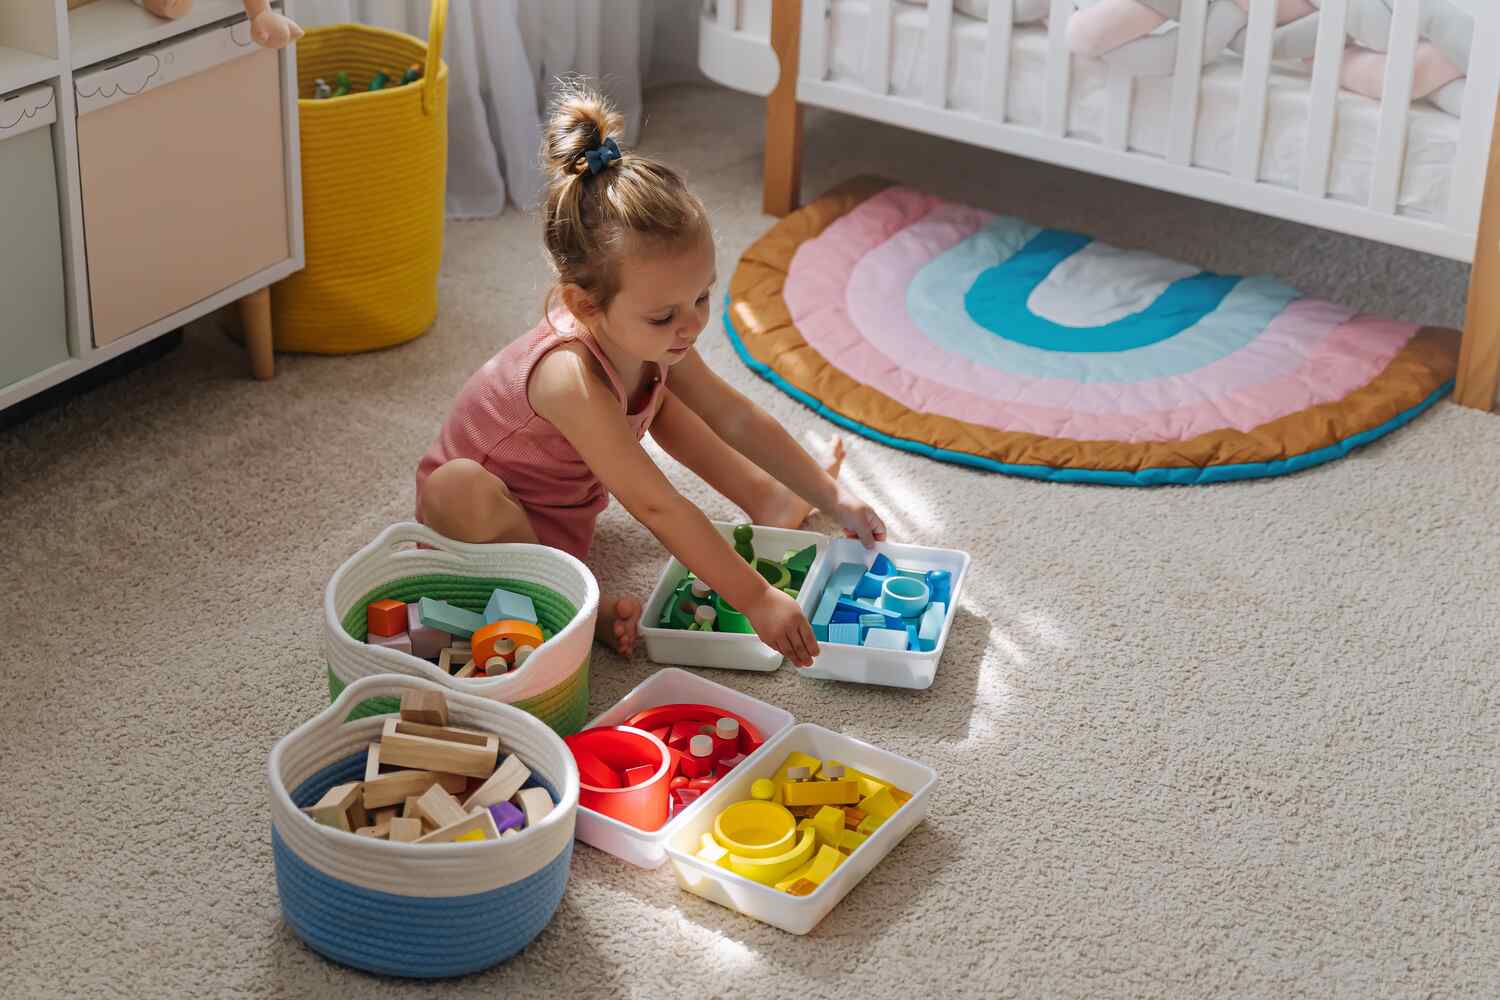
[[699, 0, 1500, 410]]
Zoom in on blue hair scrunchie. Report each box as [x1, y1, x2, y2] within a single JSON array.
[[583, 137, 622, 176]]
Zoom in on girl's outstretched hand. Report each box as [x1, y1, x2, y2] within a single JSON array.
[[742, 587, 820, 668], [833, 486, 888, 548]]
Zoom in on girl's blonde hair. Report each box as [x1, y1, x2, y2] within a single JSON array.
[[540, 82, 708, 316]]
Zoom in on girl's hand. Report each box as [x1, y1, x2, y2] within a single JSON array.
[[742, 587, 820, 668], [833, 486, 887, 548]]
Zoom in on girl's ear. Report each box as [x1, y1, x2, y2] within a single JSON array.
[[560, 283, 600, 321]]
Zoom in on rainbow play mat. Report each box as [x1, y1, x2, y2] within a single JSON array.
[[726, 179, 1459, 485]]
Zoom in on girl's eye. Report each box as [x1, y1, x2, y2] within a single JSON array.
[[649, 313, 673, 326], [696, 292, 711, 305]]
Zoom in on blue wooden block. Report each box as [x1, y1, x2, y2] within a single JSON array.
[[827, 622, 861, 645], [827, 563, 866, 597], [831, 604, 863, 624], [811, 592, 839, 642], [418, 597, 486, 639], [870, 553, 895, 576], [906, 624, 920, 649], [859, 614, 887, 629], [927, 570, 951, 607], [485, 588, 537, 625], [918, 602, 946, 652], [853, 572, 887, 600], [863, 627, 907, 651]]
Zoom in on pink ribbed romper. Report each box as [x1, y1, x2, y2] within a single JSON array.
[[415, 312, 667, 560]]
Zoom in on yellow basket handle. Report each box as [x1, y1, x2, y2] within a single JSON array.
[[423, 0, 448, 116]]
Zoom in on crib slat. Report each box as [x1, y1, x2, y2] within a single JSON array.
[[1044, 0, 1072, 137], [924, 0, 954, 108], [1232, 0, 1275, 182], [1369, 0, 1422, 214], [1449, 19, 1500, 234], [1167, 0, 1208, 165], [718, 0, 736, 30], [800, 0, 829, 81], [866, 0, 893, 95], [1299, 0, 1349, 197], [982, 0, 1014, 122], [1105, 73, 1133, 151]]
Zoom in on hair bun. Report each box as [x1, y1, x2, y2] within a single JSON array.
[[542, 82, 626, 180]]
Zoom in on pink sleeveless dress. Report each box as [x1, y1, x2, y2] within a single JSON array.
[[415, 312, 668, 560]]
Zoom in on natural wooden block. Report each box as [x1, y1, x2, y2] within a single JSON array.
[[415, 807, 501, 845], [400, 690, 448, 727], [363, 767, 467, 810], [453, 658, 477, 678], [355, 826, 383, 838], [412, 784, 468, 831], [513, 786, 554, 828], [462, 754, 530, 811], [388, 817, 422, 843], [303, 782, 367, 832], [438, 647, 468, 675], [379, 718, 499, 777]]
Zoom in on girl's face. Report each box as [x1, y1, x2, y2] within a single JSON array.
[[594, 228, 717, 367]]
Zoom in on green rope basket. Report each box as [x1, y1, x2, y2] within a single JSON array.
[[331, 573, 591, 736]]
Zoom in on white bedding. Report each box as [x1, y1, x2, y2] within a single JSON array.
[[814, 0, 1461, 221]]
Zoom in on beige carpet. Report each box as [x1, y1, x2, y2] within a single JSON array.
[[3, 83, 1498, 999]]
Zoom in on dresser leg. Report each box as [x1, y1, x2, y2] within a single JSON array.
[[239, 287, 274, 381]]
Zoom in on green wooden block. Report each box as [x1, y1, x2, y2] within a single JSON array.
[[417, 597, 485, 639], [785, 544, 817, 574]]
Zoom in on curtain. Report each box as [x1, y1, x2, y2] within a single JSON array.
[[295, 0, 702, 218]]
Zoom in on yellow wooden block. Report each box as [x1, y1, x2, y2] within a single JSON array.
[[839, 828, 868, 853], [858, 787, 899, 820], [768, 751, 822, 805], [783, 780, 860, 808], [811, 806, 844, 848], [840, 764, 895, 800], [856, 812, 887, 836], [454, 828, 486, 843], [773, 844, 844, 893], [803, 844, 844, 884]]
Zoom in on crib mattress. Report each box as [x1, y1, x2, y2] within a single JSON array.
[[818, 0, 1460, 221]]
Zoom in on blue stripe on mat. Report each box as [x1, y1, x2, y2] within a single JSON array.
[[722, 297, 1452, 486]]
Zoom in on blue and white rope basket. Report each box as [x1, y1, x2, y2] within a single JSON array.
[[267, 675, 580, 978]]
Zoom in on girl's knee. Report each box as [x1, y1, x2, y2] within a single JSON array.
[[420, 459, 532, 544]]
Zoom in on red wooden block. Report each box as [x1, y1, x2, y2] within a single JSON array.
[[367, 599, 408, 638], [667, 721, 700, 750], [572, 750, 623, 789], [623, 764, 657, 787], [687, 776, 718, 793], [649, 726, 671, 744], [665, 745, 685, 781]]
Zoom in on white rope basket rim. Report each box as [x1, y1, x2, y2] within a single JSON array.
[[267, 673, 581, 898]]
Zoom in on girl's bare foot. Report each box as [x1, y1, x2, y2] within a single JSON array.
[[596, 593, 642, 656], [747, 437, 846, 529]]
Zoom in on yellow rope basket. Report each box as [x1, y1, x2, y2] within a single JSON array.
[[271, 0, 449, 354]]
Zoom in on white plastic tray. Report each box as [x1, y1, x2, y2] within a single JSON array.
[[664, 722, 936, 935], [573, 668, 795, 869], [796, 539, 971, 690], [640, 522, 829, 672]]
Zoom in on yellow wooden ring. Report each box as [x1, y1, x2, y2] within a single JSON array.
[[712, 800, 796, 859], [728, 828, 817, 885]]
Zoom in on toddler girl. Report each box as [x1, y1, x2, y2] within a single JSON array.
[[415, 84, 886, 667]]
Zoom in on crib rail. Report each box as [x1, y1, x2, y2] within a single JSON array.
[[704, 0, 1500, 262]]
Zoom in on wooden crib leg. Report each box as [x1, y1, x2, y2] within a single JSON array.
[[1455, 107, 1500, 412], [763, 0, 803, 217], [239, 286, 275, 381]]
